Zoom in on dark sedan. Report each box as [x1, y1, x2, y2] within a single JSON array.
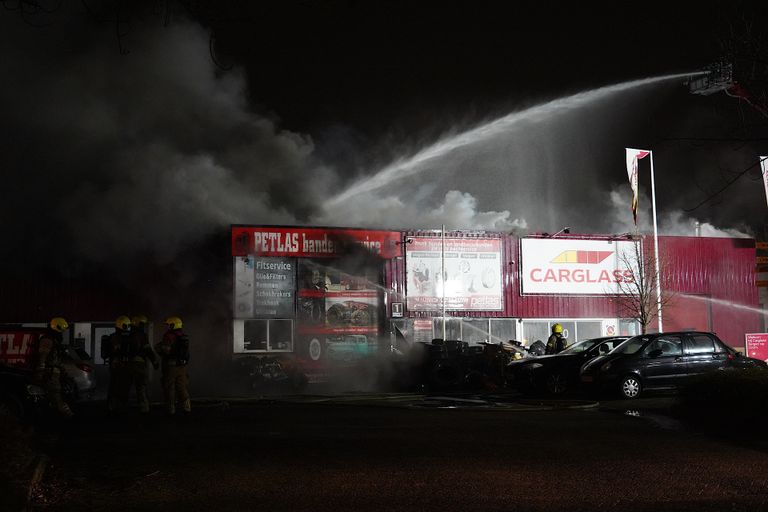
[[580, 331, 768, 399], [508, 336, 629, 395], [0, 366, 48, 420]]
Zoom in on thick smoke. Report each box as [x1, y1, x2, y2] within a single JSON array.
[[318, 189, 527, 232], [324, 77, 764, 239], [606, 189, 751, 238], [0, 18, 325, 270]]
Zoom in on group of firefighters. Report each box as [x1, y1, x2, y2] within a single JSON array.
[[35, 315, 191, 418]]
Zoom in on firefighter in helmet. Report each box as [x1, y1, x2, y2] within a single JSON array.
[[34, 317, 74, 418], [545, 323, 567, 355], [155, 316, 190, 414], [105, 315, 132, 413], [128, 315, 158, 414]]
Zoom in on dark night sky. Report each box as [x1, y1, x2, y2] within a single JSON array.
[[2, 0, 768, 289]]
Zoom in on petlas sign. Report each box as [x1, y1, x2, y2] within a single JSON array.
[[520, 238, 639, 295]]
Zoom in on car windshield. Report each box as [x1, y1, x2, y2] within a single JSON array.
[[610, 336, 648, 355], [558, 339, 597, 354]]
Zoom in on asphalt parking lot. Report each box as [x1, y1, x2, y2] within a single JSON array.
[[21, 391, 768, 512]]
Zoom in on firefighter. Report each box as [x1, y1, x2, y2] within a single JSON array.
[[128, 315, 158, 414], [34, 317, 73, 418], [545, 323, 567, 355], [155, 316, 190, 415], [105, 315, 132, 413]]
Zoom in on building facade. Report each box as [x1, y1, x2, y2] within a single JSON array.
[[230, 226, 761, 369]]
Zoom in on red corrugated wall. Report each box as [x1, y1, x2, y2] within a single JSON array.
[[390, 232, 760, 348]]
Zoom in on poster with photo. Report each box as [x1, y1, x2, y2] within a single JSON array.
[[406, 237, 503, 311], [325, 292, 378, 332]]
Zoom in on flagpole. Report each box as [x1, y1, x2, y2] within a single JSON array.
[[441, 224, 446, 340], [649, 151, 664, 332]]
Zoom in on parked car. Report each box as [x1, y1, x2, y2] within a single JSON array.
[[0, 365, 50, 420], [60, 345, 97, 400], [508, 336, 629, 395], [580, 331, 768, 399]]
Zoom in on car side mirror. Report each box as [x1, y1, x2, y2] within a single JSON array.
[[736, 351, 743, 357], [648, 349, 663, 358]]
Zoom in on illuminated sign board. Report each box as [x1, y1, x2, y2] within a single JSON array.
[[520, 238, 639, 295]]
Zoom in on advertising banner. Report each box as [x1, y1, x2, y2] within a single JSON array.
[[745, 333, 768, 363], [0, 330, 37, 366], [297, 290, 379, 335], [520, 238, 639, 295], [231, 226, 402, 259], [406, 237, 503, 311], [234, 256, 295, 319]]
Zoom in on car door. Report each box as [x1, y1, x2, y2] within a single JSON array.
[[682, 333, 727, 376], [639, 335, 686, 388]]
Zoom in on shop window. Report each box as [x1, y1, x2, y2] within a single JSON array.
[[433, 317, 461, 340], [523, 321, 550, 346], [270, 320, 294, 351], [619, 319, 640, 337], [490, 318, 516, 344], [576, 321, 602, 342], [463, 318, 490, 345], [243, 319, 293, 352]]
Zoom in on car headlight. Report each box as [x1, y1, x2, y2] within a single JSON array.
[[600, 361, 612, 372], [26, 384, 46, 396]]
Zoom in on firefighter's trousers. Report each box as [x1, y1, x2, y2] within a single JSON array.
[[162, 364, 190, 414], [40, 367, 73, 417], [129, 358, 150, 413]]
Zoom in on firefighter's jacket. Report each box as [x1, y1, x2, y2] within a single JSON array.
[[104, 329, 132, 364], [127, 328, 158, 365], [545, 333, 566, 355], [33, 329, 63, 372], [155, 329, 190, 368]]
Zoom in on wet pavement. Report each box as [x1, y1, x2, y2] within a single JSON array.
[[26, 391, 768, 511]]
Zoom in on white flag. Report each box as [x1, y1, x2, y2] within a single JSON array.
[[761, 156, 768, 207], [625, 148, 650, 225]]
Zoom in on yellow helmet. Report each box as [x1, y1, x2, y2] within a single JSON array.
[[50, 317, 69, 333], [164, 316, 183, 330], [115, 315, 132, 331], [552, 323, 563, 334], [131, 314, 149, 326]]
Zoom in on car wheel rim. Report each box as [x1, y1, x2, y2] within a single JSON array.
[[622, 379, 640, 398], [547, 374, 566, 395]]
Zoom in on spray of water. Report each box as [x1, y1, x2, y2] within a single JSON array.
[[328, 73, 702, 206], [678, 293, 767, 316]]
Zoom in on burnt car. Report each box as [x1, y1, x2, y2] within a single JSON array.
[[580, 331, 768, 399], [407, 339, 522, 391], [60, 345, 97, 400], [508, 336, 628, 395]]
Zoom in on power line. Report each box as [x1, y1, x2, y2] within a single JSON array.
[[684, 157, 766, 212]]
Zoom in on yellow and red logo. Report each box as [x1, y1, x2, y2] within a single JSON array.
[[551, 251, 613, 264]]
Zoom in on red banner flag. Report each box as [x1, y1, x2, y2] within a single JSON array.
[[761, 156, 768, 207], [625, 148, 650, 225]]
